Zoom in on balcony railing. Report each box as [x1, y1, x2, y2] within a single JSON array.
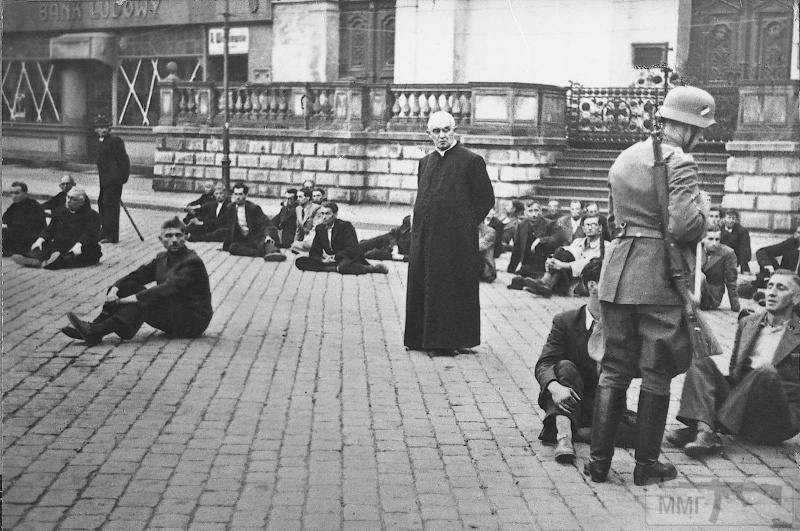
[[159, 81, 568, 137]]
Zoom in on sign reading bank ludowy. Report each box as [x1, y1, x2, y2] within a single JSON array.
[[6, 0, 271, 32]]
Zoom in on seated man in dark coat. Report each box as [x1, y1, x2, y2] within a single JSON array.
[[186, 183, 230, 242], [699, 228, 740, 312], [535, 259, 636, 463], [555, 200, 585, 244], [273, 188, 298, 248], [61, 217, 214, 346], [666, 270, 800, 457], [755, 225, 800, 282], [359, 214, 411, 261], [720, 209, 751, 273], [507, 201, 569, 280], [14, 188, 102, 270], [222, 182, 285, 261], [40, 175, 76, 214], [182, 181, 216, 224], [296, 201, 388, 275], [3, 181, 47, 257]]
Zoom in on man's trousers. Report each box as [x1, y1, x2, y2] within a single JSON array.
[[295, 256, 374, 275], [539, 360, 636, 446], [676, 356, 797, 444], [98, 184, 123, 243], [95, 279, 210, 339], [29, 242, 101, 270]]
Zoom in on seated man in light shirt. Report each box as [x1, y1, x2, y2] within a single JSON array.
[[666, 270, 800, 457], [523, 214, 604, 297]]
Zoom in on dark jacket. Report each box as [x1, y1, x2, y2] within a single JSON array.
[[3, 197, 46, 242], [40, 204, 102, 258], [222, 200, 275, 250], [115, 248, 213, 335], [391, 215, 412, 255], [97, 134, 130, 187], [728, 310, 800, 439], [310, 219, 367, 264], [700, 244, 739, 312], [756, 237, 799, 273], [507, 216, 568, 273], [274, 202, 298, 247], [535, 305, 599, 409], [556, 214, 585, 243], [195, 200, 230, 232], [720, 223, 752, 271], [41, 191, 67, 212]]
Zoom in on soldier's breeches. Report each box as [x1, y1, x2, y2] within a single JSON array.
[[599, 302, 690, 395]]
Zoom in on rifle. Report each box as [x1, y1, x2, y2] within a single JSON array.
[[651, 130, 722, 359]]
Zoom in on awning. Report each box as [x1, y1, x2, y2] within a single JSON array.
[[50, 33, 117, 66]]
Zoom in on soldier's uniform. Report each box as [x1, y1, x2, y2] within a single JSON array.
[[586, 86, 715, 486]]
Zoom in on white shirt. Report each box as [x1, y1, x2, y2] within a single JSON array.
[[749, 321, 787, 369], [237, 205, 248, 234], [565, 236, 603, 276], [327, 226, 334, 251], [571, 217, 581, 237], [435, 142, 457, 157], [216, 202, 224, 217]]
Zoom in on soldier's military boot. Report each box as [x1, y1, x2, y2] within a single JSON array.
[[633, 391, 677, 486]]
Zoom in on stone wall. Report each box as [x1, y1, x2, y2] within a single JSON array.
[[151, 127, 565, 205]]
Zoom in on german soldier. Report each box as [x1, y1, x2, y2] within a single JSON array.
[[585, 87, 715, 485]]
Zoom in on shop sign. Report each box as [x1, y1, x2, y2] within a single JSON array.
[[209, 28, 250, 55]]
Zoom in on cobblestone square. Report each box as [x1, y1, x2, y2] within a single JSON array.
[[3, 207, 799, 530]]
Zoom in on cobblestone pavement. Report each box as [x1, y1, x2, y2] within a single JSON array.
[[3, 208, 799, 530]]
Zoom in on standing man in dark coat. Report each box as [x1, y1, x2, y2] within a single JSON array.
[[94, 115, 130, 244], [404, 111, 495, 355], [61, 217, 213, 345], [2, 181, 46, 257], [15, 188, 102, 270], [585, 87, 714, 486]]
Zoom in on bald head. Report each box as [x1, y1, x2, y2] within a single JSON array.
[[427, 111, 456, 151]]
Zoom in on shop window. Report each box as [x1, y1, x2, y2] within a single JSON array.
[[1, 60, 61, 123]]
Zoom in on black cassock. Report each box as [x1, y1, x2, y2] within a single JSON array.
[[404, 142, 495, 350]]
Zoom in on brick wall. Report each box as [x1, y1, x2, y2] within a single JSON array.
[[151, 127, 565, 205]]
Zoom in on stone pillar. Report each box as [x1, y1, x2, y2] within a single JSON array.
[[59, 63, 88, 159], [722, 81, 800, 232], [394, 0, 468, 83], [271, 0, 339, 82]]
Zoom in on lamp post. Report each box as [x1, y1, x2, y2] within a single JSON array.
[[221, 0, 231, 192]]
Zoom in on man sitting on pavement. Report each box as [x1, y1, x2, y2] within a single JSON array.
[[3, 181, 46, 257], [273, 188, 298, 248], [312, 187, 326, 205], [15, 188, 102, 270], [41, 175, 76, 214], [186, 183, 230, 242], [295, 187, 321, 244], [755, 225, 800, 282], [518, 213, 604, 297], [61, 217, 213, 346], [360, 214, 411, 261], [222, 182, 285, 261], [507, 201, 568, 280], [585, 202, 612, 241], [295, 201, 388, 275], [666, 270, 800, 456], [545, 199, 561, 221], [720, 209, 752, 273], [478, 210, 498, 282], [556, 200, 585, 243], [535, 258, 636, 463], [698, 226, 740, 312], [182, 181, 216, 225]]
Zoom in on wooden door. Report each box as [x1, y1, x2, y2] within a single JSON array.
[[339, 1, 395, 83]]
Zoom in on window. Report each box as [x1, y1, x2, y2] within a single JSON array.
[[631, 43, 669, 69]]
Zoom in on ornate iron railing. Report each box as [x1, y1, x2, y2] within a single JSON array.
[[566, 83, 739, 146]]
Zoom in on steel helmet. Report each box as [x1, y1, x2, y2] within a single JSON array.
[[658, 86, 716, 128]]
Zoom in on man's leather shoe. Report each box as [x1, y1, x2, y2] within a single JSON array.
[[683, 430, 722, 458], [67, 312, 102, 346], [633, 461, 677, 486], [42, 251, 61, 269], [554, 436, 576, 464], [263, 252, 287, 262], [665, 426, 697, 448], [12, 255, 43, 268], [524, 280, 552, 298], [59, 326, 83, 340], [584, 460, 611, 482], [507, 276, 525, 290]]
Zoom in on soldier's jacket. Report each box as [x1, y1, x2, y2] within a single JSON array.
[[599, 137, 706, 306]]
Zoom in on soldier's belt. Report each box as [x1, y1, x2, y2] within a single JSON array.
[[616, 224, 663, 239]]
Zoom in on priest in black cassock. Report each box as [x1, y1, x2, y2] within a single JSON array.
[[404, 111, 495, 355]]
